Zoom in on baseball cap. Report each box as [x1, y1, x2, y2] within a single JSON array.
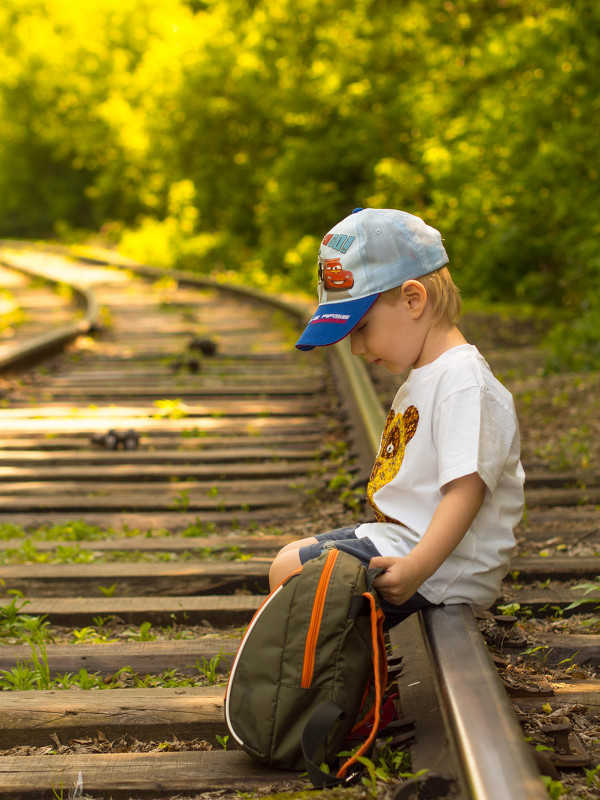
[[295, 207, 449, 351]]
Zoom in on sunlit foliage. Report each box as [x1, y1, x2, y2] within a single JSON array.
[[0, 0, 598, 366]]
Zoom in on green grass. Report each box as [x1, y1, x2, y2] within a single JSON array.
[[0, 636, 233, 690]]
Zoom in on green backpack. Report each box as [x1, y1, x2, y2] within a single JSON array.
[[224, 548, 387, 787]]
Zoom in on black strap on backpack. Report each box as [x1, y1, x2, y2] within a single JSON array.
[[301, 583, 386, 788], [302, 702, 349, 788]]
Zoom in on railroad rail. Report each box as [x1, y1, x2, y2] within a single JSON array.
[[0, 244, 594, 799], [0, 252, 98, 371]]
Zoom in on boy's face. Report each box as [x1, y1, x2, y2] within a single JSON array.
[[348, 290, 427, 374]]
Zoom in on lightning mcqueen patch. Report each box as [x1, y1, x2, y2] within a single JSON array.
[[322, 258, 354, 291]]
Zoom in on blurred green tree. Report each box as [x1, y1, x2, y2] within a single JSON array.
[[0, 0, 191, 234], [0, 0, 598, 366]]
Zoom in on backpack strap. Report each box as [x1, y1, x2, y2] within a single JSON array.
[[366, 566, 384, 590], [301, 702, 349, 788], [302, 576, 387, 788], [302, 589, 387, 788], [336, 590, 387, 780]]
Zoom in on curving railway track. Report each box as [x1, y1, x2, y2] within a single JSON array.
[[0, 244, 596, 799]]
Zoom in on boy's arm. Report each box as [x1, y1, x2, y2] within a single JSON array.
[[370, 472, 486, 606]]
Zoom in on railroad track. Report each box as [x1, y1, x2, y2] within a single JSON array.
[[0, 244, 595, 799]]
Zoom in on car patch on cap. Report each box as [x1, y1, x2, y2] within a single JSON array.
[[322, 258, 354, 291]]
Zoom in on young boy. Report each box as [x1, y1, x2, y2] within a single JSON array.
[[269, 207, 525, 627]]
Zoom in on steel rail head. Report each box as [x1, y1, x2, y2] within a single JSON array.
[[0, 253, 99, 371], [423, 605, 548, 800]]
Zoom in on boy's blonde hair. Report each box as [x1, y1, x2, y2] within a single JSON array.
[[379, 266, 461, 326]]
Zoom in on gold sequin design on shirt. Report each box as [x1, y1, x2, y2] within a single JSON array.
[[366, 405, 419, 524]]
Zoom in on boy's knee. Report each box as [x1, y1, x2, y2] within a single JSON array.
[[275, 536, 318, 558], [269, 548, 302, 590]]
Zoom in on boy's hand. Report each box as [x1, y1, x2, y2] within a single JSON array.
[[369, 556, 424, 606]]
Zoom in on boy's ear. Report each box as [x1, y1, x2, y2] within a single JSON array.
[[401, 280, 428, 317]]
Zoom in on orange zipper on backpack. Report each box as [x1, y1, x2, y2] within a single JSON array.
[[301, 548, 339, 688]]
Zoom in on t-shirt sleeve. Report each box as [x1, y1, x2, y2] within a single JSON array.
[[434, 385, 519, 493]]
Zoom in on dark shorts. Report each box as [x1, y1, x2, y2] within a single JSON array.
[[299, 525, 438, 630]]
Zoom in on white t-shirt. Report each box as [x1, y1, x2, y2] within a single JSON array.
[[355, 344, 525, 609]]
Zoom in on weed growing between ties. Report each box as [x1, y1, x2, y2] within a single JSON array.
[[0, 521, 267, 575], [0, 639, 232, 691], [0, 590, 240, 648], [565, 577, 600, 614], [0, 520, 179, 542], [0, 595, 52, 644], [0, 521, 108, 541], [204, 741, 422, 800], [0, 540, 255, 564], [334, 739, 424, 799], [0, 518, 288, 548]]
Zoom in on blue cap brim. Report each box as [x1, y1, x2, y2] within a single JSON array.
[[295, 294, 379, 351]]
